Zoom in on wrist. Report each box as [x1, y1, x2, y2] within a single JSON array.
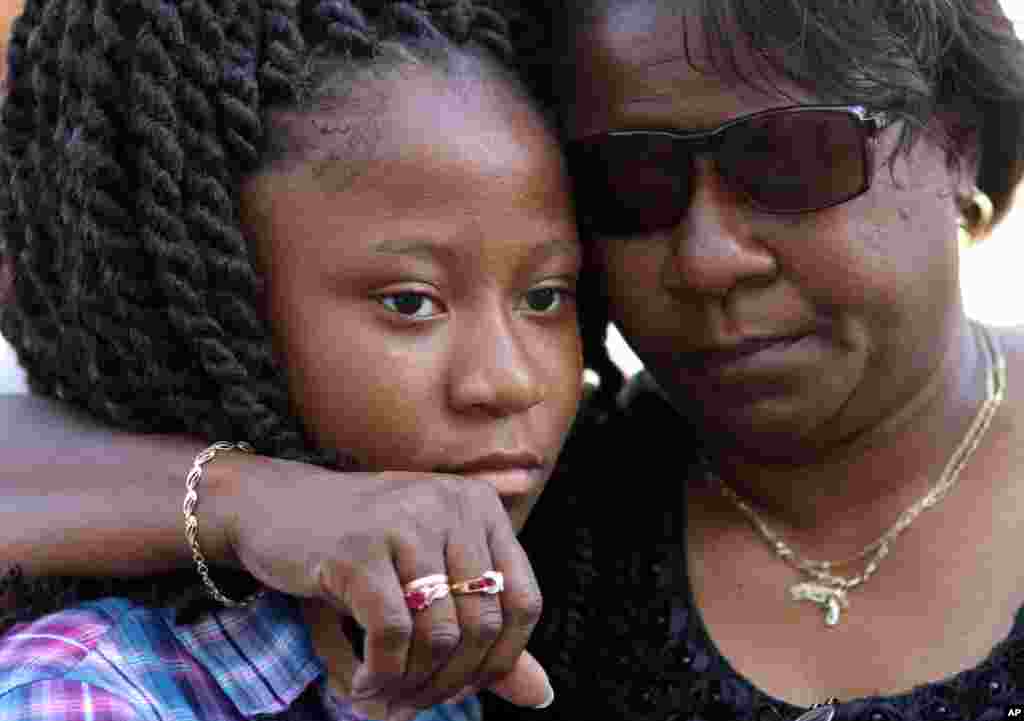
[[190, 445, 258, 571]]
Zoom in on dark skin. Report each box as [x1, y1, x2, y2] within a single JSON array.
[[570, 0, 1024, 705], [1, 62, 578, 718], [0, 395, 551, 711], [242, 65, 581, 718], [7, 0, 1024, 713]]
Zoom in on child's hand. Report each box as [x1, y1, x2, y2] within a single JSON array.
[[202, 455, 548, 717], [302, 599, 553, 720]]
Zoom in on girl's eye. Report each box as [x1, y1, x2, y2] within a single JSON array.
[[379, 292, 442, 319], [522, 285, 573, 314]]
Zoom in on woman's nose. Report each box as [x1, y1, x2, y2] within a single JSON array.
[[448, 313, 545, 417], [661, 158, 778, 297]]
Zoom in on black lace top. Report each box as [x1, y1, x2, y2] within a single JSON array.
[[486, 375, 1024, 721]]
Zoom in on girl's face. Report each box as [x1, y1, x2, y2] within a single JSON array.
[[242, 67, 582, 531], [567, 2, 969, 456]]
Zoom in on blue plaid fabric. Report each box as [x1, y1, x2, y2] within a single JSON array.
[[0, 592, 481, 721]]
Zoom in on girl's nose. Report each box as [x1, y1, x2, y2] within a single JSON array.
[[448, 312, 545, 417]]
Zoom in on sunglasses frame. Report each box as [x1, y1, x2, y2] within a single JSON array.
[[568, 104, 894, 221]]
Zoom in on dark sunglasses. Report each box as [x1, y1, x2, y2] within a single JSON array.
[[566, 105, 892, 237]]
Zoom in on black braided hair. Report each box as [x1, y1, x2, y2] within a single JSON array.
[[0, 0, 586, 626], [1, 0, 558, 464]]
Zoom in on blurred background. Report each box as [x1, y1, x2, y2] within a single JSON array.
[[0, 2, 1022, 391]]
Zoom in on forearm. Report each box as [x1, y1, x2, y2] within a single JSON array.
[[0, 394, 237, 577]]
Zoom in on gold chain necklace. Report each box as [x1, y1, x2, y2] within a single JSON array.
[[706, 321, 1006, 627]]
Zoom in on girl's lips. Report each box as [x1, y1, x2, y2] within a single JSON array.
[[458, 467, 547, 495], [437, 453, 548, 496]]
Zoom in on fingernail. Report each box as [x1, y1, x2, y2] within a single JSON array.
[[533, 679, 555, 709]]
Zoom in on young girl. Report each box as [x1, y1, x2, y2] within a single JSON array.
[[0, 1, 582, 719]]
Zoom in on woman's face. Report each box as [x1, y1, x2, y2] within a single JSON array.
[[568, 2, 971, 455], [242, 67, 582, 531]]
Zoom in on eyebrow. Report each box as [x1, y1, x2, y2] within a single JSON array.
[[374, 239, 454, 262], [531, 237, 581, 263], [374, 237, 579, 263]]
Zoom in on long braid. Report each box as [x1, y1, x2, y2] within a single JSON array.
[[2, 0, 61, 398], [259, 0, 304, 104], [130, 0, 235, 433], [213, 0, 277, 424], [219, 0, 263, 172], [428, 0, 512, 63], [177, 0, 260, 438], [310, 0, 376, 54], [232, 0, 346, 458], [86, 0, 196, 427], [55, 0, 115, 416], [176, 0, 301, 446]]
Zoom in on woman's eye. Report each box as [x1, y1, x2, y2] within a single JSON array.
[[379, 292, 441, 319], [522, 285, 573, 314]]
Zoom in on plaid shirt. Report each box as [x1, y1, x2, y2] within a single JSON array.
[[0, 592, 480, 721]]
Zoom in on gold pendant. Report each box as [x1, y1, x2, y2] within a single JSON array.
[[789, 582, 850, 627], [794, 699, 839, 721]]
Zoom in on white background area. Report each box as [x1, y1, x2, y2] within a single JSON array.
[[3, 3, 1024, 391]]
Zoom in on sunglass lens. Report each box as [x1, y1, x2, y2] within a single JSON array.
[[718, 110, 869, 212], [569, 134, 689, 236]]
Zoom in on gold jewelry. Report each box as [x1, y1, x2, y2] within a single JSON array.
[[957, 189, 994, 248], [449, 571, 505, 596], [794, 699, 840, 721], [403, 574, 451, 611], [708, 321, 1006, 626], [183, 441, 262, 607]]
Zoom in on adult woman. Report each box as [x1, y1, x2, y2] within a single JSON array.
[[542, 1, 1024, 719], [5, 0, 1024, 719]]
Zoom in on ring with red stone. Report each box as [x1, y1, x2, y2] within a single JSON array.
[[449, 571, 504, 596], [403, 574, 450, 612]]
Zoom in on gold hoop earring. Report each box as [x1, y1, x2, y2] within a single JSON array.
[[958, 189, 994, 248]]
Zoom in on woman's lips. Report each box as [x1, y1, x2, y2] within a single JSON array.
[[679, 334, 811, 375]]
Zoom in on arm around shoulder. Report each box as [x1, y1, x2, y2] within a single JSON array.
[[0, 394, 218, 577]]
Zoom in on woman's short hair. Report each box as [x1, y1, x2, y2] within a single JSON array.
[[568, 0, 1024, 224]]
